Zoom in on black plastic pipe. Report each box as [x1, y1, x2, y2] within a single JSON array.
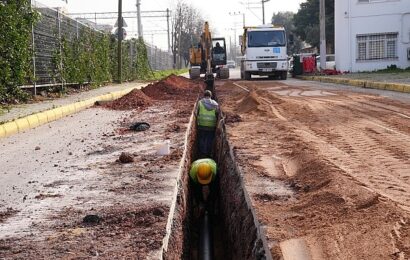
[[199, 211, 213, 260]]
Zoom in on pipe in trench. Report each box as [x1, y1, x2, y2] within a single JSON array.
[[199, 211, 213, 260]]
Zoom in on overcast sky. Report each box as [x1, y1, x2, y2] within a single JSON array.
[[34, 0, 304, 50]]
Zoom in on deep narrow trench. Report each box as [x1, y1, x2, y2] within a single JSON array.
[[162, 87, 272, 260]]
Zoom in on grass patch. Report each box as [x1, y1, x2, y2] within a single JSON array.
[[149, 69, 189, 80], [358, 65, 410, 74]]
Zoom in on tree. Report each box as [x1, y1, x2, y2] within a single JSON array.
[[171, 1, 204, 69], [271, 12, 302, 55], [293, 0, 334, 52]]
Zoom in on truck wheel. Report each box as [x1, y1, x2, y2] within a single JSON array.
[[280, 71, 288, 80], [189, 68, 200, 79], [244, 71, 251, 80], [219, 68, 230, 79]]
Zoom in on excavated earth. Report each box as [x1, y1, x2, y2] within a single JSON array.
[[217, 80, 410, 259], [0, 75, 203, 259]]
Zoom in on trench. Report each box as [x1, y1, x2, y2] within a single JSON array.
[[161, 91, 272, 259]]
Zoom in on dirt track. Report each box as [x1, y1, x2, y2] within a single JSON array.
[[217, 80, 410, 259], [0, 75, 202, 259]]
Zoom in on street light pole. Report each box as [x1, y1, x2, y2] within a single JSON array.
[[136, 0, 143, 38], [319, 0, 326, 70], [117, 0, 123, 83], [261, 0, 270, 24]]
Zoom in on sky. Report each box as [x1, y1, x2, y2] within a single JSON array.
[[34, 0, 305, 50]]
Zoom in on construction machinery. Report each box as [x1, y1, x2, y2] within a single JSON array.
[[189, 22, 230, 91]]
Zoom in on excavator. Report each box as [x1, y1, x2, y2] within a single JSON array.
[[189, 22, 230, 92]]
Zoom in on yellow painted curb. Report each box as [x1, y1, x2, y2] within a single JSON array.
[[53, 108, 64, 120], [366, 81, 385, 90], [26, 114, 40, 128], [386, 83, 405, 92], [15, 118, 30, 132], [300, 75, 410, 93], [36, 112, 48, 125], [0, 125, 6, 138], [0, 85, 143, 139], [3, 121, 19, 137], [45, 109, 56, 122]]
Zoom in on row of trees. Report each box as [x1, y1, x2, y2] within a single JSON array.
[[0, 0, 152, 104], [272, 0, 335, 54], [171, 1, 205, 69], [168, 0, 335, 66]]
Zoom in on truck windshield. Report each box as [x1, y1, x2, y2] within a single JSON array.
[[248, 31, 286, 47]]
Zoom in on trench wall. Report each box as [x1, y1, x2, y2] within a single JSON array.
[[214, 118, 273, 260], [161, 104, 197, 259], [162, 101, 272, 259]]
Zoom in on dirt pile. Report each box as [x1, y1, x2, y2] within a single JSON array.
[[235, 90, 264, 114], [104, 89, 153, 110], [142, 74, 204, 101]]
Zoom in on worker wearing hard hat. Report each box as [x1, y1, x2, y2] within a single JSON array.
[[189, 158, 218, 206], [196, 90, 219, 158]]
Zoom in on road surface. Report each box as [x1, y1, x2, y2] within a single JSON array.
[[217, 69, 410, 259]]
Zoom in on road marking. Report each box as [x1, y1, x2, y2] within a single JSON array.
[[233, 82, 250, 92], [369, 122, 410, 139]]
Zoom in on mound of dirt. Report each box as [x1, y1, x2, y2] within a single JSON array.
[[235, 91, 263, 114], [142, 74, 204, 101], [104, 89, 153, 110]]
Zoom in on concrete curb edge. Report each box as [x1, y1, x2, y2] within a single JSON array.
[[297, 76, 410, 93], [0, 85, 141, 139]]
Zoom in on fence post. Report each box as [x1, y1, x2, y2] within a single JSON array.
[[130, 41, 133, 78], [31, 2, 37, 96], [57, 9, 64, 91], [154, 47, 157, 71]]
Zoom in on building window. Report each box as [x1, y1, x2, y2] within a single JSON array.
[[356, 33, 398, 61]]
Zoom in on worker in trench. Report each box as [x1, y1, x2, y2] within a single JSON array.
[[189, 158, 218, 215], [196, 90, 219, 158]]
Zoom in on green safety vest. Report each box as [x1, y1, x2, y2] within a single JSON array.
[[197, 100, 217, 128], [189, 158, 217, 184]]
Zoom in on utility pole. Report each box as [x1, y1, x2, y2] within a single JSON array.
[[229, 11, 246, 27], [117, 0, 123, 83], [167, 8, 170, 53], [262, 0, 270, 24], [136, 0, 143, 38], [319, 0, 326, 70]]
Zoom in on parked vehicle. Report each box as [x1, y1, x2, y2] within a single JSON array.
[[227, 60, 236, 68], [316, 54, 336, 70], [240, 25, 288, 80]]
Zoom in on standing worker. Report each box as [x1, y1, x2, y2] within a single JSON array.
[[196, 90, 219, 158], [189, 158, 218, 211]]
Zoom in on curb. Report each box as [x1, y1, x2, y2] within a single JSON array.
[[0, 86, 141, 139], [297, 76, 410, 93]]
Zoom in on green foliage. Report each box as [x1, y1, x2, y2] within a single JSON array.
[[135, 38, 153, 80], [58, 28, 112, 86], [0, 0, 38, 103], [271, 12, 303, 55], [150, 69, 188, 80], [293, 0, 334, 52]]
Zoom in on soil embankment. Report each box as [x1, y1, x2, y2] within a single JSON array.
[[217, 80, 410, 259]]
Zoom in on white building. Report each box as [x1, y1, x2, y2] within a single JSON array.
[[335, 0, 410, 72]]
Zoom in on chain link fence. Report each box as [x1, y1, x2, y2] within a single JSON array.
[[29, 1, 173, 91]]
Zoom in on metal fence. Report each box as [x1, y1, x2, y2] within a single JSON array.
[[29, 1, 173, 90]]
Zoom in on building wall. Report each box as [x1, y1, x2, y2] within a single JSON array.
[[335, 0, 410, 72]]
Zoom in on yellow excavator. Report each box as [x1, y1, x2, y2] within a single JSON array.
[[189, 22, 229, 91]]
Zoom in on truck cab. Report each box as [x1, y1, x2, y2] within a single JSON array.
[[240, 25, 288, 80]]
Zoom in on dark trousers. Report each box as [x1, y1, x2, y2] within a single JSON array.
[[197, 129, 215, 158], [191, 176, 219, 214]]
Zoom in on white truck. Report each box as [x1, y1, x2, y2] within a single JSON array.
[[240, 25, 288, 80]]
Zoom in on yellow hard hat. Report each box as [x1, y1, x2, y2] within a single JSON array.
[[197, 162, 212, 185]]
